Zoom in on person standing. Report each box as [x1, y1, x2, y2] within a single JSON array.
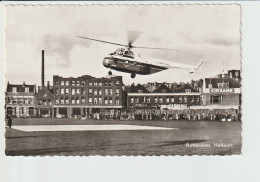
[[7, 114, 13, 128]]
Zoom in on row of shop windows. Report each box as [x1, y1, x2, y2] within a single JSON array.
[[54, 88, 120, 96], [54, 80, 120, 87], [55, 97, 120, 105], [129, 96, 200, 104]]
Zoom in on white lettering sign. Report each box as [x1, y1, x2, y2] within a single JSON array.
[[210, 88, 234, 93]]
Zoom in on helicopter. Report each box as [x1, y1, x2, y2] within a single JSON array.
[[78, 32, 204, 78]]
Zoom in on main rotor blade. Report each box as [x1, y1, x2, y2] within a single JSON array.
[[132, 46, 178, 51], [78, 36, 126, 47], [127, 31, 142, 47]]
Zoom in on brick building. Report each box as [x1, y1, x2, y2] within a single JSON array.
[[127, 83, 201, 112], [5, 82, 36, 117], [35, 82, 55, 117], [52, 75, 123, 117]]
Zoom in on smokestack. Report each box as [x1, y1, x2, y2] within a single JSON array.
[[41, 50, 45, 87]]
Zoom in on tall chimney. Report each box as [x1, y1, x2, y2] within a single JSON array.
[[41, 50, 45, 87]]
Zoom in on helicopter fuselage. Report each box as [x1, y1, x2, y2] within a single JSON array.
[[103, 54, 168, 75]]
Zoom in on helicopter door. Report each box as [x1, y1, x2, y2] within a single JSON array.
[[140, 66, 150, 74]]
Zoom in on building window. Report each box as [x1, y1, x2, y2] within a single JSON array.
[[94, 82, 98, 86], [89, 81, 92, 86], [94, 98, 98, 104], [61, 81, 64, 86], [55, 81, 59, 85], [105, 89, 108, 95], [60, 98, 64, 104], [12, 87, 17, 93], [81, 81, 85, 86], [65, 81, 69, 86], [65, 88, 69, 95], [109, 82, 112, 86], [147, 97, 150, 103], [55, 88, 59, 95], [81, 97, 85, 103], [65, 98, 69, 104], [104, 98, 108, 105], [38, 99, 42, 105], [81, 88, 85, 95], [154, 97, 158, 103], [98, 98, 102, 104], [171, 97, 174, 103], [109, 98, 113, 104], [25, 87, 29, 93], [104, 82, 108, 86], [141, 97, 146, 103], [135, 97, 139, 103], [130, 97, 134, 103], [190, 96, 194, 102], [195, 96, 199, 103], [159, 97, 163, 103], [76, 88, 80, 95], [71, 98, 75, 104], [76, 98, 79, 104], [218, 82, 229, 88], [166, 97, 170, 103], [55, 98, 59, 104], [72, 88, 75, 95], [109, 89, 113, 95], [43, 91, 47, 97], [138, 89, 143, 93], [88, 88, 92, 94], [48, 99, 52, 105], [178, 97, 182, 103], [116, 99, 119, 105], [161, 89, 167, 93], [115, 89, 119, 95], [98, 89, 102, 95], [211, 95, 222, 104], [185, 89, 191, 93], [94, 89, 98, 95], [88, 97, 92, 104], [183, 96, 187, 103], [72, 80, 75, 86], [116, 81, 120, 86], [61, 88, 64, 94], [43, 99, 46, 106], [98, 82, 102, 86], [76, 81, 80, 86]]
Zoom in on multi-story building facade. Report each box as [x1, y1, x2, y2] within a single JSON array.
[[127, 83, 201, 112], [52, 75, 123, 116], [35, 82, 55, 117], [5, 82, 36, 117]]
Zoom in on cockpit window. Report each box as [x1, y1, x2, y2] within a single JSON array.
[[115, 48, 134, 57]]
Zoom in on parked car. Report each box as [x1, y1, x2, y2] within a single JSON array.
[[42, 114, 50, 118], [56, 114, 65, 118]]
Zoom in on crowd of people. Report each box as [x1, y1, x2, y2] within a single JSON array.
[[78, 109, 241, 122]]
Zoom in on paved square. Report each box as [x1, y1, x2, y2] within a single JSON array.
[[12, 124, 176, 132]]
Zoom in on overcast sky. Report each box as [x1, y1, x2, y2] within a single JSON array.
[[5, 5, 241, 86]]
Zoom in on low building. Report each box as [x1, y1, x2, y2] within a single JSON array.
[[5, 82, 36, 117], [35, 81, 55, 117], [201, 76, 241, 110], [52, 75, 123, 117], [127, 83, 201, 112]]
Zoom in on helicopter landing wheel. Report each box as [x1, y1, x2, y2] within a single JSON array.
[[131, 73, 136, 78], [108, 71, 112, 75]]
